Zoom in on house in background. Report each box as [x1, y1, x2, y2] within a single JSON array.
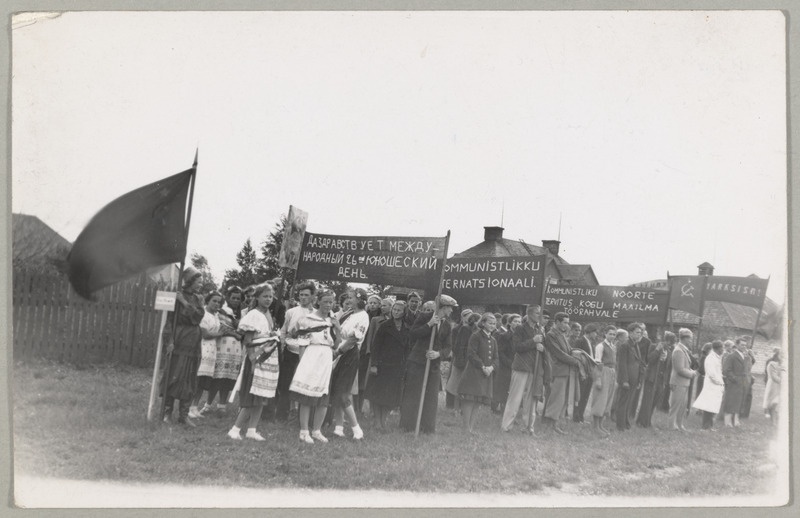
[[12, 213, 72, 274], [450, 226, 599, 314], [630, 262, 782, 371]]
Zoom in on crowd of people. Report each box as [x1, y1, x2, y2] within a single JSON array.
[[159, 266, 784, 443]]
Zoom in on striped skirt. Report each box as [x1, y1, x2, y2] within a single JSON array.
[[213, 336, 243, 380]]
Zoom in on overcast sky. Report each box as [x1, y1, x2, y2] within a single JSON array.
[[11, 10, 787, 303]]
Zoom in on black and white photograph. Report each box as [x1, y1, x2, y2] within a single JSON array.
[[4, 6, 795, 510]]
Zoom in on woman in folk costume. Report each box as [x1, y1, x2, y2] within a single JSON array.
[[589, 325, 618, 436], [161, 266, 205, 426], [329, 288, 371, 440], [692, 340, 724, 430], [226, 283, 280, 441], [189, 291, 225, 418], [763, 347, 783, 425], [289, 289, 342, 444], [365, 300, 410, 430], [205, 288, 244, 414], [458, 313, 500, 433]]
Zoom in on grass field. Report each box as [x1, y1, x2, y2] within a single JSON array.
[[11, 359, 785, 498]]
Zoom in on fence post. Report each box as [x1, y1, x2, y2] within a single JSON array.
[[127, 275, 144, 365]]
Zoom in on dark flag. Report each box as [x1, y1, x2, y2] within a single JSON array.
[[703, 275, 769, 309], [67, 168, 194, 299], [667, 275, 707, 316]]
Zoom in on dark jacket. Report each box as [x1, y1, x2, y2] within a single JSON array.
[[452, 324, 475, 369], [617, 338, 645, 387], [572, 335, 594, 358], [371, 318, 409, 368], [407, 312, 453, 371], [644, 342, 669, 383], [544, 328, 579, 378], [458, 330, 499, 398], [496, 328, 515, 370]]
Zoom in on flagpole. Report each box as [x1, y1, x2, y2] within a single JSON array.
[[526, 275, 550, 432], [749, 276, 770, 347], [415, 231, 451, 438], [159, 151, 199, 421]]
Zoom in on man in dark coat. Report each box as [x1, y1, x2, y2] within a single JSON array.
[[739, 338, 756, 418], [614, 326, 645, 430], [542, 312, 580, 434], [399, 295, 456, 434], [722, 337, 749, 427], [571, 323, 598, 423], [403, 291, 422, 327]]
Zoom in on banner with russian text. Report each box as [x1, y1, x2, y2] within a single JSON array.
[[295, 232, 446, 289], [703, 275, 769, 309], [544, 284, 669, 324], [441, 255, 547, 305]]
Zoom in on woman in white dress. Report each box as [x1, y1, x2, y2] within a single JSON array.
[[226, 283, 280, 441], [692, 340, 724, 430], [189, 291, 225, 418], [289, 289, 342, 444]]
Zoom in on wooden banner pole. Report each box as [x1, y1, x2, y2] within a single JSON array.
[[415, 231, 451, 438]]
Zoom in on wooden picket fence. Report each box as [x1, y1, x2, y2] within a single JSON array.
[[12, 270, 164, 367]]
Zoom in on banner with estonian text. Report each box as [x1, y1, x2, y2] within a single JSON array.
[[544, 284, 669, 324], [441, 255, 547, 305], [295, 232, 446, 289], [703, 275, 769, 309]]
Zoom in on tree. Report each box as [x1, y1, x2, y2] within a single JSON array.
[[190, 252, 218, 293], [222, 238, 259, 290], [256, 215, 286, 282]]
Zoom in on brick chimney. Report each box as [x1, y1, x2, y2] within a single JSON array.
[[484, 226, 504, 242], [542, 239, 561, 256], [697, 262, 714, 276]]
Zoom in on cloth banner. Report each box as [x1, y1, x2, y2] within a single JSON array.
[[278, 205, 308, 269], [667, 275, 707, 316], [441, 255, 546, 305], [67, 168, 193, 299], [544, 284, 669, 324], [296, 232, 446, 289], [703, 275, 768, 309]]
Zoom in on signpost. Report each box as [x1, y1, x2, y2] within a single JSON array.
[[147, 290, 177, 421]]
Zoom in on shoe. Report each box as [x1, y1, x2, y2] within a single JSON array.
[[553, 425, 567, 435], [299, 431, 314, 444], [227, 428, 242, 440], [311, 430, 328, 443], [178, 417, 197, 428], [528, 428, 542, 438], [245, 430, 266, 441], [201, 403, 215, 414], [352, 426, 364, 440], [333, 426, 345, 438], [188, 407, 204, 419]]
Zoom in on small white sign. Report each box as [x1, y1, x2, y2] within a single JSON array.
[[154, 291, 177, 312]]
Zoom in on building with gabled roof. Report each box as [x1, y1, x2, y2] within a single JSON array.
[[12, 213, 71, 273]]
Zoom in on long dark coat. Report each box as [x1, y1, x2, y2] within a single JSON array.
[[365, 318, 408, 408], [458, 330, 499, 401], [722, 351, 747, 413]]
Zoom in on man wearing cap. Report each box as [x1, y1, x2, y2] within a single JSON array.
[[541, 312, 581, 434], [399, 294, 456, 434], [501, 305, 549, 434], [669, 328, 698, 431]]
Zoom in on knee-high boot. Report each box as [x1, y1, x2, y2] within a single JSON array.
[[178, 399, 196, 427]]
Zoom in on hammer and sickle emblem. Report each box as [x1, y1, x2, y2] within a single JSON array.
[[680, 280, 695, 298]]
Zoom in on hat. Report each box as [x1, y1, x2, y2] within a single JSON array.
[[182, 266, 201, 287], [460, 308, 473, 317], [437, 294, 458, 307]]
